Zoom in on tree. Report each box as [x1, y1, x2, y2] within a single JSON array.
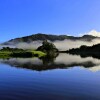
[[37, 40, 58, 57], [37, 40, 58, 52]]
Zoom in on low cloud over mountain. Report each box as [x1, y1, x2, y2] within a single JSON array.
[[1, 30, 100, 51]]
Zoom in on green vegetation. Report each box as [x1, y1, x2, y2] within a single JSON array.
[[37, 40, 58, 57], [0, 40, 58, 58], [0, 51, 11, 58], [27, 50, 46, 57], [0, 47, 46, 58], [66, 43, 100, 59]]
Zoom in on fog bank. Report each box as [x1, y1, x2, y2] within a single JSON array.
[[15, 38, 100, 51]]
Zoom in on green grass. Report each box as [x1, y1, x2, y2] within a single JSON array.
[[27, 50, 46, 57], [0, 51, 12, 58], [0, 50, 46, 58]]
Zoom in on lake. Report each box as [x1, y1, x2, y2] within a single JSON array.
[[0, 53, 100, 100]]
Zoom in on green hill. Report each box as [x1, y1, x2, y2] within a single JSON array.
[[3, 33, 100, 45]]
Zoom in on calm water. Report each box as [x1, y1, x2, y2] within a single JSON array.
[[0, 53, 100, 100]]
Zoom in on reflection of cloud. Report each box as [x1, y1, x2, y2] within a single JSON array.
[[88, 65, 100, 72], [55, 54, 100, 65], [0, 58, 42, 65], [1, 54, 100, 72], [55, 54, 100, 72]]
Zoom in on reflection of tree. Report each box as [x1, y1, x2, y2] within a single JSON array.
[[40, 53, 59, 65], [37, 40, 59, 65]]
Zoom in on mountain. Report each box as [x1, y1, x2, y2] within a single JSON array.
[[2, 33, 100, 45]]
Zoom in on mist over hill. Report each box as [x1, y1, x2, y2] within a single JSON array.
[[2, 33, 100, 50], [3, 33, 100, 45]]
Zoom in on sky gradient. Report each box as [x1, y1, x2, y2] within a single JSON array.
[[0, 0, 100, 42]]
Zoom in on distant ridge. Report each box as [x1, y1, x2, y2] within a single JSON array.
[[2, 33, 100, 45]]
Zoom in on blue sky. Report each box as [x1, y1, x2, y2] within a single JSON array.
[[0, 0, 100, 42]]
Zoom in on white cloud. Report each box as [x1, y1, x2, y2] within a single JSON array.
[[88, 30, 100, 37], [79, 30, 100, 37]]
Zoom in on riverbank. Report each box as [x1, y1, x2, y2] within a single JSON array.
[[0, 49, 46, 58]]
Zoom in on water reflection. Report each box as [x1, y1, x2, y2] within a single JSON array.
[[0, 53, 100, 72]]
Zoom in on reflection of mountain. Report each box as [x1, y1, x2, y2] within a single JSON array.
[[0, 54, 100, 72]]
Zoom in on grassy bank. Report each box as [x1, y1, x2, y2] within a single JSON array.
[[29, 50, 46, 57], [0, 51, 11, 58], [0, 50, 46, 58]]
